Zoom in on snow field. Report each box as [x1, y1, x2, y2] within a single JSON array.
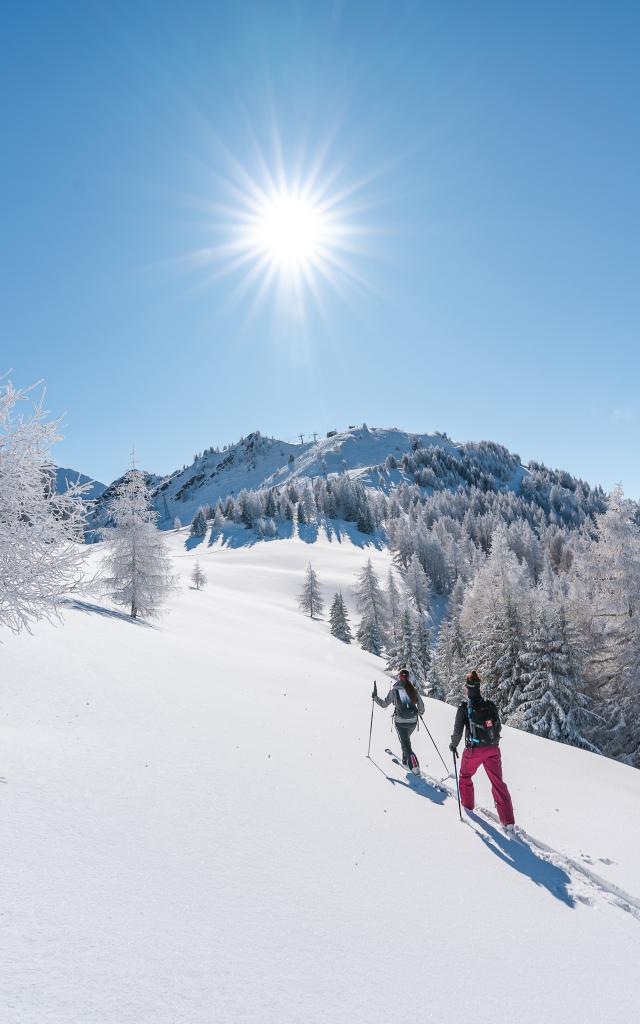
[[1, 530, 639, 1023]]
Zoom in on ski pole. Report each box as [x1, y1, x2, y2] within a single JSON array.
[[367, 681, 377, 757], [418, 713, 449, 774], [452, 749, 463, 821]]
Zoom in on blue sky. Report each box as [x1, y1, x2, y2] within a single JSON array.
[[3, 0, 639, 495]]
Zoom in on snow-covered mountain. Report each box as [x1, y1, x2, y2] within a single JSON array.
[[2, 529, 638, 1023], [90, 426, 474, 529], [55, 466, 106, 500]]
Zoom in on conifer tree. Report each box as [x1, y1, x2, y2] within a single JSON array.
[[329, 592, 352, 643], [385, 568, 402, 643], [404, 552, 432, 617], [354, 558, 387, 654], [102, 470, 176, 619], [412, 614, 432, 689], [298, 562, 324, 619], [431, 613, 467, 703], [385, 608, 416, 677], [357, 611, 385, 656], [173, 516, 182, 531], [191, 561, 207, 590], [515, 603, 599, 751], [190, 508, 207, 538]]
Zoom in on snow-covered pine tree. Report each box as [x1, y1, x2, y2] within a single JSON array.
[[412, 614, 432, 691], [190, 508, 208, 538], [0, 379, 88, 633], [430, 612, 466, 703], [404, 552, 432, 618], [173, 516, 182, 531], [191, 561, 207, 591], [385, 607, 417, 678], [101, 469, 176, 619], [329, 592, 353, 643], [460, 526, 531, 716], [385, 568, 402, 643], [298, 562, 324, 619], [514, 601, 599, 751], [568, 486, 640, 762], [354, 558, 387, 656]]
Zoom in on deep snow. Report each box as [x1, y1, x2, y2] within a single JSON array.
[[2, 530, 639, 1024]]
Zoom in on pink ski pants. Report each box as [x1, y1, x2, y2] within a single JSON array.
[[459, 745, 515, 826]]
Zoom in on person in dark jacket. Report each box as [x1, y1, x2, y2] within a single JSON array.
[[449, 670, 515, 829], [373, 668, 425, 773]]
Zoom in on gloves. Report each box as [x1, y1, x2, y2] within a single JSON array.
[[449, 742, 458, 754], [371, 681, 378, 699]]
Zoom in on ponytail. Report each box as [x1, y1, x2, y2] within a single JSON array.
[[405, 681, 419, 706]]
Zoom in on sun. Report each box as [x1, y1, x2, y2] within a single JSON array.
[[253, 191, 326, 271], [189, 132, 376, 319]]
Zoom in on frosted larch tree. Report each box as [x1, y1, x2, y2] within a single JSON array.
[[298, 562, 324, 619], [191, 561, 207, 591], [101, 469, 176, 619]]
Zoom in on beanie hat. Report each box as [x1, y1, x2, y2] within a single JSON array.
[[465, 670, 481, 690]]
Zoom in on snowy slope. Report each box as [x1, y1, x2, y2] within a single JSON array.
[[261, 425, 460, 488], [91, 427, 460, 529], [149, 431, 302, 525], [55, 466, 106, 500], [2, 532, 639, 1024]]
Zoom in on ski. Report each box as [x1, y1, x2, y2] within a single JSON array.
[[385, 746, 420, 773]]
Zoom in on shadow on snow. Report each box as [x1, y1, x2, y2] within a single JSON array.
[[61, 599, 154, 627], [466, 811, 575, 908], [368, 756, 447, 806], [195, 518, 386, 551]]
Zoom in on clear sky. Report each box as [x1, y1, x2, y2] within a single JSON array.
[[3, 0, 639, 495]]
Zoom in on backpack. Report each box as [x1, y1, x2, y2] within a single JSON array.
[[393, 684, 418, 719], [466, 699, 500, 747]]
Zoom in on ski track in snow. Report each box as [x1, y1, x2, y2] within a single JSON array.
[[395, 758, 640, 922]]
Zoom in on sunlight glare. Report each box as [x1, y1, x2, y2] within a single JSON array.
[[256, 192, 325, 270]]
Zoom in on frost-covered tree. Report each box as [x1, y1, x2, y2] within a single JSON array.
[[173, 516, 182, 531], [0, 379, 88, 633], [354, 558, 387, 654], [329, 592, 352, 643], [431, 612, 466, 703], [404, 552, 432, 618], [412, 614, 432, 689], [460, 527, 531, 716], [101, 470, 176, 619], [385, 608, 417, 678], [568, 486, 640, 762], [190, 508, 207, 538], [357, 611, 385, 656], [514, 602, 599, 751], [191, 561, 207, 591], [298, 562, 324, 619], [385, 568, 403, 642]]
